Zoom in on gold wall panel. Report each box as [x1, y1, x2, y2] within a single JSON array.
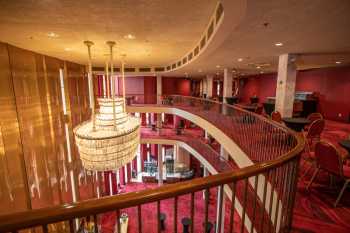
[[0, 42, 98, 215], [8, 45, 55, 209], [64, 61, 96, 201], [0, 43, 30, 215]]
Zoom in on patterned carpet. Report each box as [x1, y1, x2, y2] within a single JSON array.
[[100, 120, 350, 233], [100, 183, 245, 233], [292, 120, 350, 233]]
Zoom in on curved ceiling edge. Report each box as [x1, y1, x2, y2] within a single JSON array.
[[91, 0, 247, 77], [163, 0, 247, 75]]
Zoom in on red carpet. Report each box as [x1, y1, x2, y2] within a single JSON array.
[[100, 183, 244, 233], [292, 120, 350, 233], [99, 120, 350, 233]]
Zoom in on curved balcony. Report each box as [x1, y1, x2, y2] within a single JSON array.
[[140, 126, 234, 174], [0, 95, 304, 233]]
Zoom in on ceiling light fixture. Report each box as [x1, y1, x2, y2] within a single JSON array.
[[275, 42, 283, 47], [47, 32, 59, 38], [216, 65, 221, 68], [124, 34, 136, 40], [64, 48, 72, 51], [237, 58, 243, 62], [256, 66, 261, 69], [198, 69, 202, 73], [73, 41, 140, 171], [335, 61, 342, 64]]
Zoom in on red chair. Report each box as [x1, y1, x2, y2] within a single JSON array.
[[271, 111, 282, 123], [307, 141, 350, 207], [255, 105, 264, 115], [307, 112, 323, 122], [305, 113, 323, 130], [300, 119, 325, 178]]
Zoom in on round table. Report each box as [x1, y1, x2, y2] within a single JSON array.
[[282, 117, 310, 132], [339, 140, 350, 154]]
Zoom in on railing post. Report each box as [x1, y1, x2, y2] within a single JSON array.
[[215, 185, 225, 233]]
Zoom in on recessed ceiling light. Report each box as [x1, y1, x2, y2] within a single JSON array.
[[260, 71, 264, 74], [275, 42, 283, 47], [237, 58, 243, 62], [216, 65, 220, 68], [335, 61, 342, 64], [47, 32, 59, 38], [256, 66, 261, 69], [232, 69, 236, 73], [64, 47, 72, 51], [124, 34, 136, 40], [198, 69, 202, 73]]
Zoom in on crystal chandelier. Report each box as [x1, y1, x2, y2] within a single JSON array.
[[73, 41, 140, 171]]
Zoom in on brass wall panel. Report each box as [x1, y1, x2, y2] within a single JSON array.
[[1, 42, 98, 214], [8, 45, 55, 209], [38, 55, 65, 206], [0, 42, 30, 215], [64, 61, 96, 201]]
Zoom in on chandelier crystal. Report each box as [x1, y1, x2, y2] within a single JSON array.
[[73, 41, 140, 171]]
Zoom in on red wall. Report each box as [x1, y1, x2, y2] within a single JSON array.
[[240, 73, 276, 103], [296, 67, 350, 122], [162, 77, 191, 96], [144, 76, 157, 103], [240, 66, 350, 122], [117, 76, 144, 95]]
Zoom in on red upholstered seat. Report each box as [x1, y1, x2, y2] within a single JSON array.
[[300, 119, 326, 179], [305, 113, 323, 130], [307, 141, 350, 207], [343, 165, 350, 179], [271, 111, 282, 123]]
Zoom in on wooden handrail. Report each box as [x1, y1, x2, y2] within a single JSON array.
[[0, 95, 305, 233], [0, 139, 303, 232]]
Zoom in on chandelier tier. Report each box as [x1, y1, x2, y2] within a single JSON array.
[[74, 98, 140, 171], [73, 41, 140, 172]]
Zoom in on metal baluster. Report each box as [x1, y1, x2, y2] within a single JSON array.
[[268, 170, 277, 233], [157, 201, 161, 233], [69, 219, 74, 233], [94, 214, 98, 233], [260, 171, 269, 232], [138, 205, 142, 233], [116, 209, 121, 233], [174, 196, 178, 233], [240, 179, 248, 233], [204, 188, 209, 233], [216, 185, 224, 233], [280, 162, 292, 231], [286, 159, 300, 231], [250, 175, 259, 233], [42, 224, 48, 233], [273, 168, 282, 233], [229, 182, 236, 233], [191, 192, 195, 233]]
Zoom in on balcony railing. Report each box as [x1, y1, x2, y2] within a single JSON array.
[[0, 95, 304, 233]]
